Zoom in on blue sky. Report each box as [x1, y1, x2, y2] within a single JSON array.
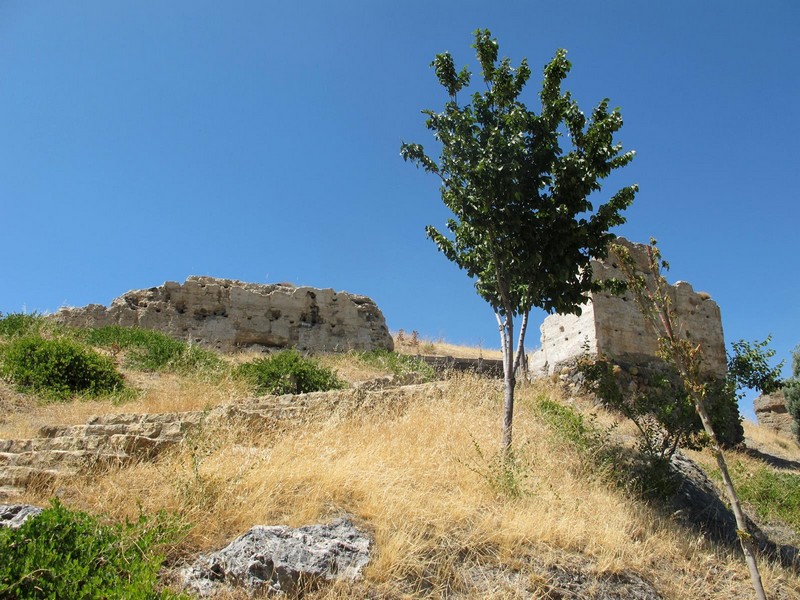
[[1, 2, 798, 419]]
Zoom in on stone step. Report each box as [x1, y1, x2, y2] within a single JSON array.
[[38, 421, 195, 441], [0, 436, 108, 454], [0, 449, 128, 470], [0, 465, 73, 487], [0, 484, 25, 500]]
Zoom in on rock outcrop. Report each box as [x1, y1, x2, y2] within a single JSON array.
[[528, 238, 726, 377], [179, 517, 371, 597], [755, 389, 796, 440], [54, 276, 393, 353]]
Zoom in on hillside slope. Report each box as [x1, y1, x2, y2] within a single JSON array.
[[1, 331, 799, 598]]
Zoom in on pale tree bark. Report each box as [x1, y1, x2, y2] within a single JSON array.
[[497, 312, 516, 455], [513, 309, 530, 376]]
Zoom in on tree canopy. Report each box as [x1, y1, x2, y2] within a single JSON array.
[[401, 30, 637, 451], [401, 30, 637, 321]]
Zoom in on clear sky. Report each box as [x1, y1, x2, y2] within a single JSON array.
[[1, 2, 798, 419]]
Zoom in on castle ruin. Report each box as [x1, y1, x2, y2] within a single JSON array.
[[528, 238, 727, 377]]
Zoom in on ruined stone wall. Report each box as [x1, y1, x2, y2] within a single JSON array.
[[528, 238, 726, 377], [54, 276, 394, 353]]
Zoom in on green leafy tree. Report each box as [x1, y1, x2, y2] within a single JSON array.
[[728, 336, 783, 397], [401, 30, 637, 453], [784, 346, 800, 440]]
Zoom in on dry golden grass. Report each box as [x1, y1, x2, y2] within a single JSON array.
[[743, 418, 800, 460], [15, 371, 800, 599]]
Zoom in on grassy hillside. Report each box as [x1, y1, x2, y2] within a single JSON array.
[[1, 320, 799, 598]]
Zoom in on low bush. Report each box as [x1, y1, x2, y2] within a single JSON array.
[[0, 336, 124, 400], [535, 398, 606, 456], [236, 349, 345, 395], [80, 326, 223, 374], [356, 349, 435, 381], [0, 499, 186, 599]]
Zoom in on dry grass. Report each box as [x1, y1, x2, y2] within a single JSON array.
[[15, 371, 800, 599], [743, 419, 800, 460], [0, 349, 396, 439]]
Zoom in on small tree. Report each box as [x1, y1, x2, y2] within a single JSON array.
[[612, 239, 768, 600], [401, 30, 637, 453], [581, 337, 783, 465]]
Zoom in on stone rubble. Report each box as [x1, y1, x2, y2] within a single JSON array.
[[0, 503, 42, 529]]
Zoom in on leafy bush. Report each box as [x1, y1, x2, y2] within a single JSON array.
[[0, 336, 124, 400], [236, 349, 345, 395], [0, 499, 185, 599], [535, 398, 608, 456], [80, 326, 223, 374], [356, 349, 435, 381], [467, 440, 531, 499]]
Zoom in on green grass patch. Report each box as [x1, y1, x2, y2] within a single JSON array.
[[0, 336, 125, 401], [355, 349, 435, 381], [80, 326, 224, 374], [724, 461, 800, 531], [235, 349, 346, 395], [0, 499, 186, 599]]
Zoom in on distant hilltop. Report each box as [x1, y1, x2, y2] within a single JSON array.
[[54, 276, 394, 353]]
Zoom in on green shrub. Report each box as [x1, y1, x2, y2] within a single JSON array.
[[0, 499, 186, 599], [466, 439, 531, 499], [236, 349, 345, 395], [356, 349, 435, 380], [0, 336, 124, 400], [0, 312, 48, 338], [536, 398, 603, 455], [80, 326, 223, 374]]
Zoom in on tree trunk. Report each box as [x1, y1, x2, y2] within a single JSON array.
[[513, 310, 530, 376], [500, 313, 515, 456]]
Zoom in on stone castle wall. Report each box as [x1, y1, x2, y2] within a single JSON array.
[[54, 276, 394, 353], [529, 238, 726, 377]]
